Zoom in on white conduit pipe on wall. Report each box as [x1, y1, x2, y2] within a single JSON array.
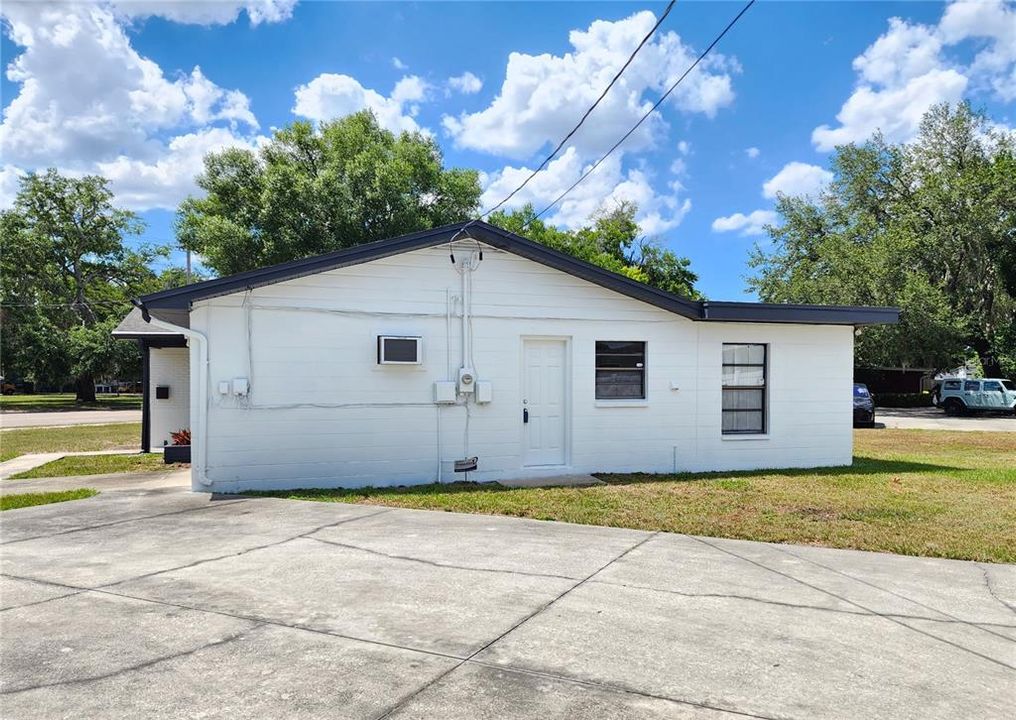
[[146, 316, 212, 487]]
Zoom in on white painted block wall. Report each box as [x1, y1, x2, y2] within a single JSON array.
[[150, 346, 190, 448], [188, 242, 854, 492]]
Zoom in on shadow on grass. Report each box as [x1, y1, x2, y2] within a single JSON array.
[[239, 456, 960, 501], [595, 456, 960, 486]]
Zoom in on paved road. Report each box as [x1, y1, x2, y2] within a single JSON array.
[[875, 406, 1015, 432], [1, 481, 1013, 719], [0, 409, 141, 429]]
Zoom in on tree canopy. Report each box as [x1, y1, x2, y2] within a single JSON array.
[[1, 170, 170, 400], [176, 111, 483, 275], [489, 202, 701, 300], [748, 103, 1016, 376]]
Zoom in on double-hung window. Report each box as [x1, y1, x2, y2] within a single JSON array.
[[722, 343, 766, 434], [595, 341, 646, 399]]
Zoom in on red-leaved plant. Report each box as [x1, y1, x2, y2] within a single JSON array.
[[170, 428, 191, 446]]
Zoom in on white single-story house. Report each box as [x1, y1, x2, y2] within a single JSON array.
[[114, 221, 898, 493]]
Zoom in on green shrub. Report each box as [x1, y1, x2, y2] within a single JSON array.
[[874, 392, 934, 408]]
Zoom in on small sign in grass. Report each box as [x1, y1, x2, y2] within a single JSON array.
[[1, 488, 98, 511]]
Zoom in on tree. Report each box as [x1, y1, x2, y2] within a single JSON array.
[[0, 170, 164, 400], [489, 202, 701, 299], [749, 103, 1016, 376], [176, 111, 482, 275]]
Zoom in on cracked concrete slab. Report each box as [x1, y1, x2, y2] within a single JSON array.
[[475, 578, 1015, 719], [701, 536, 1016, 626], [0, 498, 384, 587], [1, 590, 257, 694], [387, 662, 739, 719], [592, 532, 863, 615], [0, 488, 239, 544], [2, 600, 456, 720], [2, 489, 1013, 719], [309, 505, 650, 580], [115, 535, 578, 657], [0, 575, 79, 611]]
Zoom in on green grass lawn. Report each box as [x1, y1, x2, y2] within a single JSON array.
[[1, 488, 98, 511], [249, 430, 1016, 564], [8, 453, 173, 480], [0, 423, 141, 462], [0, 393, 141, 413]]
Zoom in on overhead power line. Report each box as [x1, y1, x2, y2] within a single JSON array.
[[531, 0, 757, 223], [449, 0, 677, 245], [480, 0, 677, 220]]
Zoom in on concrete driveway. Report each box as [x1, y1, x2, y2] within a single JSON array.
[[1, 486, 1013, 719], [874, 406, 1015, 431], [1, 409, 141, 429]]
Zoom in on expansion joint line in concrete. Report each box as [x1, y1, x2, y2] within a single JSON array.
[[1, 569, 793, 719], [1, 623, 264, 695], [305, 535, 581, 582], [687, 535, 1016, 672], [586, 578, 1016, 631], [768, 544, 1016, 644], [96, 508, 393, 590], [369, 531, 783, 720], [0, 497, 253, 546]]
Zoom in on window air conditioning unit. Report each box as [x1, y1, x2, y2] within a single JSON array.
[[377, 336, 422, 365]]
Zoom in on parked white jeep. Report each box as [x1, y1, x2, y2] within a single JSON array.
[[933, 377, 1016, 416]]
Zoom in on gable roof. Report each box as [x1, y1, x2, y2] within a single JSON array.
[[136, 220, 899, 327]]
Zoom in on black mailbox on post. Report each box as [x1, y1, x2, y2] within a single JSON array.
[[155, 385, 170, 400]]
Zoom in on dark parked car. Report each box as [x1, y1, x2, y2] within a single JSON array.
[[853, 383, 875, 427]]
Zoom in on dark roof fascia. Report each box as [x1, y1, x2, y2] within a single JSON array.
[[137, 220, 898, 326], [702, 301, 899, 326], [139, 224, 467, 310]]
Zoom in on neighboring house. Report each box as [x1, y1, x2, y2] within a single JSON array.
[[854, 367, 934, 395], [115, 221, 898, 493]]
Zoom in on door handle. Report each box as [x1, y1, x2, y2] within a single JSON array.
[[523, 408, 529, 424]]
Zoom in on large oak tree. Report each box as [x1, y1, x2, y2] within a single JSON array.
[[176, 111, 483, 275], [749, 103, 1016, 376], [1, 170, 166, 400]]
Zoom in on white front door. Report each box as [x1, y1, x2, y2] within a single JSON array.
[[522, 338, 568, 466]]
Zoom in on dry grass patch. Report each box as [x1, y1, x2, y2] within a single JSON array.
[[250, 430, 1016, 563]]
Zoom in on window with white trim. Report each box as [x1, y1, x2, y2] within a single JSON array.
[[722, 343, 766, 434], [595, 341, 646, 399]]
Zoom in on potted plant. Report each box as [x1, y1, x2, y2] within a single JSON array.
[[165, 428, 191, 464]]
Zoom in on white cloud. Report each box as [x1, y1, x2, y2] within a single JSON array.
[[940, 0, 1016, 101], [0, 165, 25, 208], [711, 209, 778, 236], [442, 10, 738, 160], [112, 0, 298, 26], [745, 146, 760, 159], [392, 57, 408, 70], [480, 147, 690, 235], [96, 127, 260, 210], [292, 73, 430, 134], [448, 71, 483, 95], [762, 161, 833, 199], [0, 2, 263, 210], [813, 1, 1016, 150]]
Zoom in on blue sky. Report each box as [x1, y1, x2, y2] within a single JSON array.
[[2, 1, 1014, 300]]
